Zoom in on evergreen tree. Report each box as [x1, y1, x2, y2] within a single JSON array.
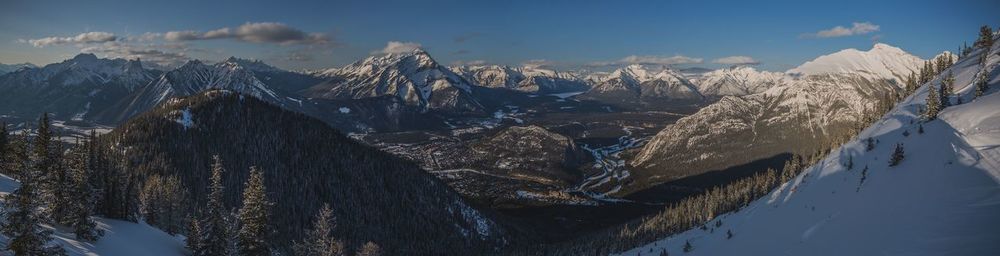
[[925, 84, 941, 120], [726, 229, 733, 239], [940, 72, 955, 107], [140, 174, 187, 235], [0, 122, 9, 176], [889, 143, 905, 167], [0, 134, 66, 255], [918, 123, 924, 134], [975, 71, 989, 98], [975, 25, 994, 49], [186, 216, 204, 255], [48, 137, 73, 226], [68, 142, 101, 241], [32, 113, 71, 224], [237, 167, 271, 256], [294, 204, 344, 256], [356, 242, 382, 256], [201, 155, 231, 256]]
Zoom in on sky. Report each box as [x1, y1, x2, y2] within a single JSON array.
[[0, 0, 997, 71]]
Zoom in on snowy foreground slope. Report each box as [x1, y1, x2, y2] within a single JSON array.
[[0, 174, 186, 255], [620, 44, 1000, 255]]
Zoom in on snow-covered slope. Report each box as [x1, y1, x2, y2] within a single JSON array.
[[0, 174, 186, 255], [693, 66, 787, 96], [629, 44, 932, 193], [451, 65, 589, 93], [304, 49, 483, 112], [621, 40, 1000, 256], [583, 64, 704, 103], [787, 43, 924, 84]]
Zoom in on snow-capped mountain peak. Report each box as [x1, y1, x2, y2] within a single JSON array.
[[449, 64, 589, 93], [584, 64, 703, 101], [787, 43, 925, 83], [303, 49, 483, 112], [694, 65, 787, 96], [221, 56, 281, 73]]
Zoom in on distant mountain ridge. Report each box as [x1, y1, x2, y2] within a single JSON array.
[[450, 64, 590, 93]]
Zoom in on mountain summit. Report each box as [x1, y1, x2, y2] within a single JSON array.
[[787, 43, 925, 83], [304, 49, 483, 112]]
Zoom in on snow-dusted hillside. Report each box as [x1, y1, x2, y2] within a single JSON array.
[[0, 174, 186, 255], [620, 41, 1000, 256], [630, 43, 933, 193]]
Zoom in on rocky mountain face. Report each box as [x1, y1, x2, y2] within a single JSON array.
[[304, 49, 484, 113], [693, 65, 787, 96], [0, 53, 160, 123], [451, 65, 590, 93], [97, 90, 509, 254], [626, 43, 928, 194], [581, 64, 704, 108], [97, 58, 313, 124]]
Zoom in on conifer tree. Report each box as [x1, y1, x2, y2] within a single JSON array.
[[889, 143, 905, 167], [0, 122, 8, 176], [975, 71, 989, 98], [294, 204, 344, 256], [140, 174, 187, 235], [1, 134, 66, 255], [48, 135, 72, 226], [940, 72, 955, 107], [186, 216, 204, 255], [356, 242, 382, 256], [975, 25, 994, 49], [237, 167, 271, 256], [68, 142, 101, 241], [925, 84, 941, 120], [201, 155, 231, 256]]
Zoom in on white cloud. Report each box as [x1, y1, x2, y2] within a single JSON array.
[[81, 41, 191, 68], [377, 41, 422, 54], [27, 32, 118, 47], [164, 22, 330, 45], [804, 22, 880, 38], [452, 60, 487, 66], [129, 32, 162, 42], [712, 56, 759, 65], [522, 59, 555, 69]]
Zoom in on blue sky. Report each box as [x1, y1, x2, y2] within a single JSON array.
[[0, 0, 997, 71]]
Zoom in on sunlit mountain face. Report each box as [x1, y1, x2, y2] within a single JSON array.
[[0, 1, 998, 255]]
